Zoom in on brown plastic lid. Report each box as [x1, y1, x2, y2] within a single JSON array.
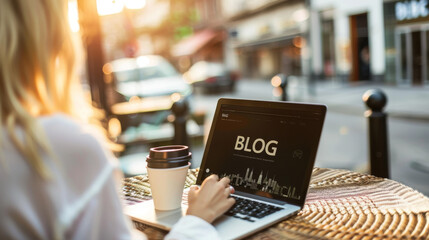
[[146, 145, 191, 168]]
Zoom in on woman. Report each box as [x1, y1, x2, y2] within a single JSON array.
[[0, 0, 234, 239]]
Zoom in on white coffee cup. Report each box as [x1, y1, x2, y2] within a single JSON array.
[[146, 145, 192, 211], [147, 163, 190, 210]]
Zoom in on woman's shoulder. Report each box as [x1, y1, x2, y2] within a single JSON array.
[[39, 114, 111, 162], [39, 114, 100, 139], [40, 114, 87, 143], [39, 113, 85, 130], [38, 113, 80, 129]]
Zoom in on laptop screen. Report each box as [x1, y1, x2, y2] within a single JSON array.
[[197, 98, 326, 206]]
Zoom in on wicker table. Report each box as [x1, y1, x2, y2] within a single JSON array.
[[123, 168, 429, 239]]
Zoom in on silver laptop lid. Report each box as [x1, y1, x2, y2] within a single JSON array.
[[196, 98, 326, 207]]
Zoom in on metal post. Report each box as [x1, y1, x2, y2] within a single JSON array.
[[77, 0, 108, 114], [280, 75, 288, 101], [171, 99, 189, 146], [363, 89, 389, 178]]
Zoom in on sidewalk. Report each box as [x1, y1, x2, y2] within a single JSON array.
[[287, 79, 429, 121], [119, 79, 429, 180]]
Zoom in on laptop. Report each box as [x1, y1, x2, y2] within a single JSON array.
[[125, 98, 327, 239]]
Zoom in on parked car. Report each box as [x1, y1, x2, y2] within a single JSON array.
[[183, 61, 239, 93], [105, 55, 192, 101], [103, 55, 193, 132]]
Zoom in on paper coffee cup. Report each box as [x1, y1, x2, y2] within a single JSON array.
[[147, 162, 190, 210], [146, 145, 192, 211]]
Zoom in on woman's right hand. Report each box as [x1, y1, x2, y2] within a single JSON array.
[[186, 175, 235, 223]]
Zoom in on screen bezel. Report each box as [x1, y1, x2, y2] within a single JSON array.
[[196, 98, 327, 207]]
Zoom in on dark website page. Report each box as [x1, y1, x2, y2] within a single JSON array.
[[201, 104, 323, 204]]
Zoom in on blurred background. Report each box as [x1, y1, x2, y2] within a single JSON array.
[[68, 0, 428, 196]]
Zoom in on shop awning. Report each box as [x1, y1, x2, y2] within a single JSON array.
[[235, 31, 302, 50], [171, 29, 222, 57]]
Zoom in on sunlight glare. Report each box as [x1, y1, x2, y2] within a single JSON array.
[[125, 0, 146, 9], [272, 88, 283, 97], [97, 0, 124, 16], [293, 36, 306, 48], [129, 96, 141, 103], [171, 93, 181, 102], [271, 75, 282, 88], [102, 63, 113, 75], [108, 117, 122, 138], [68, 1, 80, 32], [292, 9, 309, 22]]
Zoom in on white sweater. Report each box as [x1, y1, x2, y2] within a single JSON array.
[[0, 114, 219, 240]]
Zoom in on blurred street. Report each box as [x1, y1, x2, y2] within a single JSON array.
[[189, 78, 429, 196], [74, 0, 429, 198]]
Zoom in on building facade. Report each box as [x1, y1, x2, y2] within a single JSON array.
[[310, 0, 386, 82], [221, 0, 310, 80], [384, 0, 429, 85]]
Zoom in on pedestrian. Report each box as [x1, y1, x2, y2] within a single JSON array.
[[0, 0, 234, 239]]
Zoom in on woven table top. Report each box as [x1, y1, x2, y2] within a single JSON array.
[[123, 168, 429, 239]]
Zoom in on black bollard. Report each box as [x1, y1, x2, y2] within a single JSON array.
[[280, 76, 288, 101], [171, 98, 189, 146], [362, 89, 389, 178], [271, 74, 288, 101]]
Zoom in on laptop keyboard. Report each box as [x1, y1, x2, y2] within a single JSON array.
[[225, 195, 283, 222], [182, 190, 283, 222]]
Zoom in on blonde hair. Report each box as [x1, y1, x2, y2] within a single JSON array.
[[0, 0, 101, 178]]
